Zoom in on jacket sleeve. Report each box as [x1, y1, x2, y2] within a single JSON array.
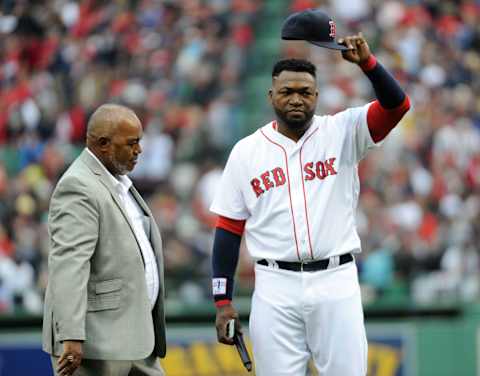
[[48, 177, 99, 341]]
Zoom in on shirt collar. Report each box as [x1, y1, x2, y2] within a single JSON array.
[[86, 148, 132, 194]]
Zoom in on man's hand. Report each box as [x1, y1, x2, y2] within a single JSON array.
[[338, 33, 371, 65], [215, 303, 241, 345], [57, 340, 83, 376]]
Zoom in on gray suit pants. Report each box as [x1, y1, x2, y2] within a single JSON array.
[[51, 354, 165, 376]]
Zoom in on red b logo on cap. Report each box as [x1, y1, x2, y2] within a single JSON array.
[[329, 20, 336, 38]]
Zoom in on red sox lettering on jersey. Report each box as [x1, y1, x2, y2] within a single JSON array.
[[211, 103, 380, 262], [250, 158, 337, 198]]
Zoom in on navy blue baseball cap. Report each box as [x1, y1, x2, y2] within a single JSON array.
[[281, 9, 350, 51]]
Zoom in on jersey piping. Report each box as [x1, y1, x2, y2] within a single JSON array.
[[299, 126, 319, 260], [260, 125, 301, 261]]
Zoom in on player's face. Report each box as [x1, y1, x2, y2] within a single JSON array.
[[104, 117, 143, 175], [269, 71, 318, 129]]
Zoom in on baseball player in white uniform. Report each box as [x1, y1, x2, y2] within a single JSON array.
[[210, 10, 410, 376]]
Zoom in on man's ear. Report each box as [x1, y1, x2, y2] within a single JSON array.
[[268, 88, 273, 103]]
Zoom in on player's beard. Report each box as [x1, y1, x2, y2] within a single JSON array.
[[274, 107, 315, 130]]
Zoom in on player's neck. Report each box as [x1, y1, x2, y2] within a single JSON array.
[[275, 119, 312, 142]]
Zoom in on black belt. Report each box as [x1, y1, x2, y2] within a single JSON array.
[[257, 253, 353, 272]]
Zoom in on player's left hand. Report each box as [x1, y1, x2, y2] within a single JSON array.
[[338, 33, 371, 65]]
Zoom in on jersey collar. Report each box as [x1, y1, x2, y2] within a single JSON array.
[[262, 118, 319, 148]]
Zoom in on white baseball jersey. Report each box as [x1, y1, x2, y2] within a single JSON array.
[[210, 103, 381, 262]]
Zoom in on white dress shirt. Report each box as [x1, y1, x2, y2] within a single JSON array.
[[87, 148, 159, 308]]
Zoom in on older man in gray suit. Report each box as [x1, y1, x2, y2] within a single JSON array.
[[43, 104, 166, 376]]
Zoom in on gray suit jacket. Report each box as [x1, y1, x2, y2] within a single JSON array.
[[42, 149, 166, 360]]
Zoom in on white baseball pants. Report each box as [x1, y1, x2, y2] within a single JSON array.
[[249, 261, 367, 376]]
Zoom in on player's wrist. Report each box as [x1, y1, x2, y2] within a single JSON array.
[[212, 275, 234, 306], [359, 54, 376, 71], [215, 299, 232, 308]]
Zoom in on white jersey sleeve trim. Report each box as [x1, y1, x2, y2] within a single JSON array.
[[209, 207, 249, 221]]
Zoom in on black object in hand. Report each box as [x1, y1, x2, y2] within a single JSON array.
[[233, 330, 252, 372]]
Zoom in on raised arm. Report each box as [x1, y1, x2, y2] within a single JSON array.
[[340, 33, 410, 142]]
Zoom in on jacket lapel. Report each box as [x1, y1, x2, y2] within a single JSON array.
[[79, 150, 145, 262], [129, 186, 152, 217]]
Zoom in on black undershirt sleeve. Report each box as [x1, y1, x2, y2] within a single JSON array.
[[211, 227, 241, 302], [364, 60, 406, 109]]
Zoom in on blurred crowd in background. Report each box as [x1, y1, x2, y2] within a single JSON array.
[[0, 0, 259, 313], [0, 0, 479, 314]]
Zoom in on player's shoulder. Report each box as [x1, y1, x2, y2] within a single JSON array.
[[320, 103, 371, 126]]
